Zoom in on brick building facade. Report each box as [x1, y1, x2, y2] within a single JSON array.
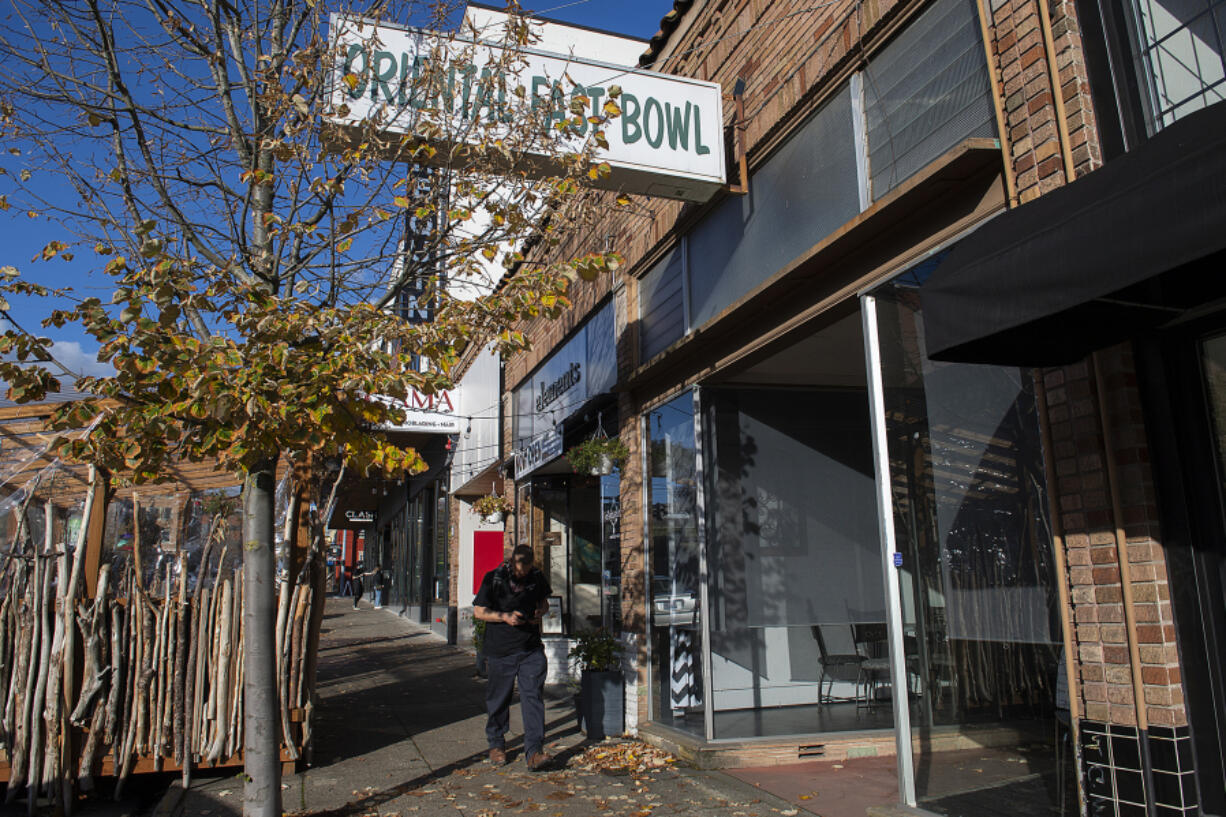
[[495, 0, 1225, 814]]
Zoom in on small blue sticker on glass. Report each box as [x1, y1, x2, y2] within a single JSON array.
[[893, 552, 903, 568]]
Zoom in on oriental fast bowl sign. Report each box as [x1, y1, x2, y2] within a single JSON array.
[[328, 15, 726, 202]]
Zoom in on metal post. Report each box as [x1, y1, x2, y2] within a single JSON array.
[[641, 412, 654, 724], [692, 387, 715, 742], [243, 461, 282, 817], [861, 295, 917, 806]]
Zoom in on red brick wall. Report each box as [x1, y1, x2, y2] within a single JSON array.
[[1043, 345, 1186, 728], [986, 0, 1103, 200]]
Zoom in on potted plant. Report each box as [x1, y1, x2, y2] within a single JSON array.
[[471, 494, 508, 524], [565, 436, 630, 476], [473, 618, 487, 677], [569, 628, 624, 740]]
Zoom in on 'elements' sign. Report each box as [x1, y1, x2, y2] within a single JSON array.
[[327, 15, 726, 202], [536, 362, 581, 412]]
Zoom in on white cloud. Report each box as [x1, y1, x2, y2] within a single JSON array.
[[46, 340, 114, 380]]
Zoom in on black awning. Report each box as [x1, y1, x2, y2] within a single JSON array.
[[920, 101, 1226, 366]]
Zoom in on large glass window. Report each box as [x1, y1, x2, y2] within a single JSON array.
[[646, 392, 704, 736], [703, 386, 891, 739], [869, 267, 1073, 816], [863, 0, 995, 196], [687, 85, 860, 329], [1127, 0, 1225, 129], [639, 247, 686, 363], [432, 483, 449, 604], [601, 472, 623, 634], [523, 472, 617, 635], [568, 476, 604, 631], [636, 0, 996, 366]]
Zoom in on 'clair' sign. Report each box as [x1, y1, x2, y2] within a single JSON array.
[[327, 15, 726, 202]]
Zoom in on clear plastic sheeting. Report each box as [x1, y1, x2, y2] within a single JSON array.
[[274, 472, 294, 576]]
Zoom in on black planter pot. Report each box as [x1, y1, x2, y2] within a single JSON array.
[[578, 670, 623, 740], [475, 648, 487, 678]]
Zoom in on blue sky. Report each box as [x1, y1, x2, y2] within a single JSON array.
[[0, 0, 671, 380]]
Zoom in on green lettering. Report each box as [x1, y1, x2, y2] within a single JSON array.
[[643, 97, 664, 149], [531, 75, 550, 114], [693, 104, 712, 156], [621, 93, 641, 144], [410, 55, 434, 109], [665, 101, 691, 150], [588, 86, 605, 123], [344, 45, 368, 99], [370, 50, 397, 103], [398, 53, 412, 107], [497, 76, 510, 123], [459, 63, 477, 118], [474, 67, 495, 122], [550, 81, 566, 130]]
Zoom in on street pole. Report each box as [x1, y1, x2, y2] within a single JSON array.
[[243, 461, 281, 817]]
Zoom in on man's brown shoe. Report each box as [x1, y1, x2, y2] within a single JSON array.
[[526, 751, 554, 771], [488, 747, 507, 765]]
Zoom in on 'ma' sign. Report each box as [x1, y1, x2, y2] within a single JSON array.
[[327, 15, 726, 202]]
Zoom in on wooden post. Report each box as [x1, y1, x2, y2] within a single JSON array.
[[293, 488, 310, 586]]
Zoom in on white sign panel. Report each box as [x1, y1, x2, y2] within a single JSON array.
[[328, 15, 726, 202], [375, 389, 464, 434]]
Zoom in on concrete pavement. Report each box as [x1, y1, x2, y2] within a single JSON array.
[[164, 598, 808, 817]]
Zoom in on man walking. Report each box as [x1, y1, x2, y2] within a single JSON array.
[[472, 544, 553, 770]]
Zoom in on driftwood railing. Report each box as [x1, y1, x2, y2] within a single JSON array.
[[0, 463, 327, 814]]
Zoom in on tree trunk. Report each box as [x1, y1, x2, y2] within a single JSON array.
[[243, 461, 281, 817]]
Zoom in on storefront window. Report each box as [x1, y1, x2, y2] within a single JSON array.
[[601, 473, 623, 634], [525, 472, 618, 635], [1124, 0, 1225, 130], [646, 392, 704, 736], [868, 272, 1072, 815], [569, 476, 604, 631], [433, 484, 449, 604], [703, 386, 890, 739]]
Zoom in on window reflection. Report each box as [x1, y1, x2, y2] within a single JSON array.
[[871, 281, 1074, 816], [703, 386, 892, 738], [647, 393, 705, 736]]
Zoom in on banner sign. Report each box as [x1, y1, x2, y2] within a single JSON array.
[[328, 15, 726, 202], [514, 426, 564, 479]]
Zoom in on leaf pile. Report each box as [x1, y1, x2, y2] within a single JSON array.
[[571, 741, 678, 776]]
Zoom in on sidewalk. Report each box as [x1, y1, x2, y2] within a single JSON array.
[[166, 598, 809, 817]]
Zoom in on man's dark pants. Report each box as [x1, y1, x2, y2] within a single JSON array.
[[485, 648, 547, 757]]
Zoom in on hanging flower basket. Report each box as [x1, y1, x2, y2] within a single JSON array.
[[471, 494, 509, 522], [565, 437, 630, 476]]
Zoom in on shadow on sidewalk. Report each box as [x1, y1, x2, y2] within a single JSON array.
[[295, 714, 589, 817]]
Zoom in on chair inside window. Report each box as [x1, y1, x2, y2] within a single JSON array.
[[852, 622, 890, 712], [811, 625, 863, 706]]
